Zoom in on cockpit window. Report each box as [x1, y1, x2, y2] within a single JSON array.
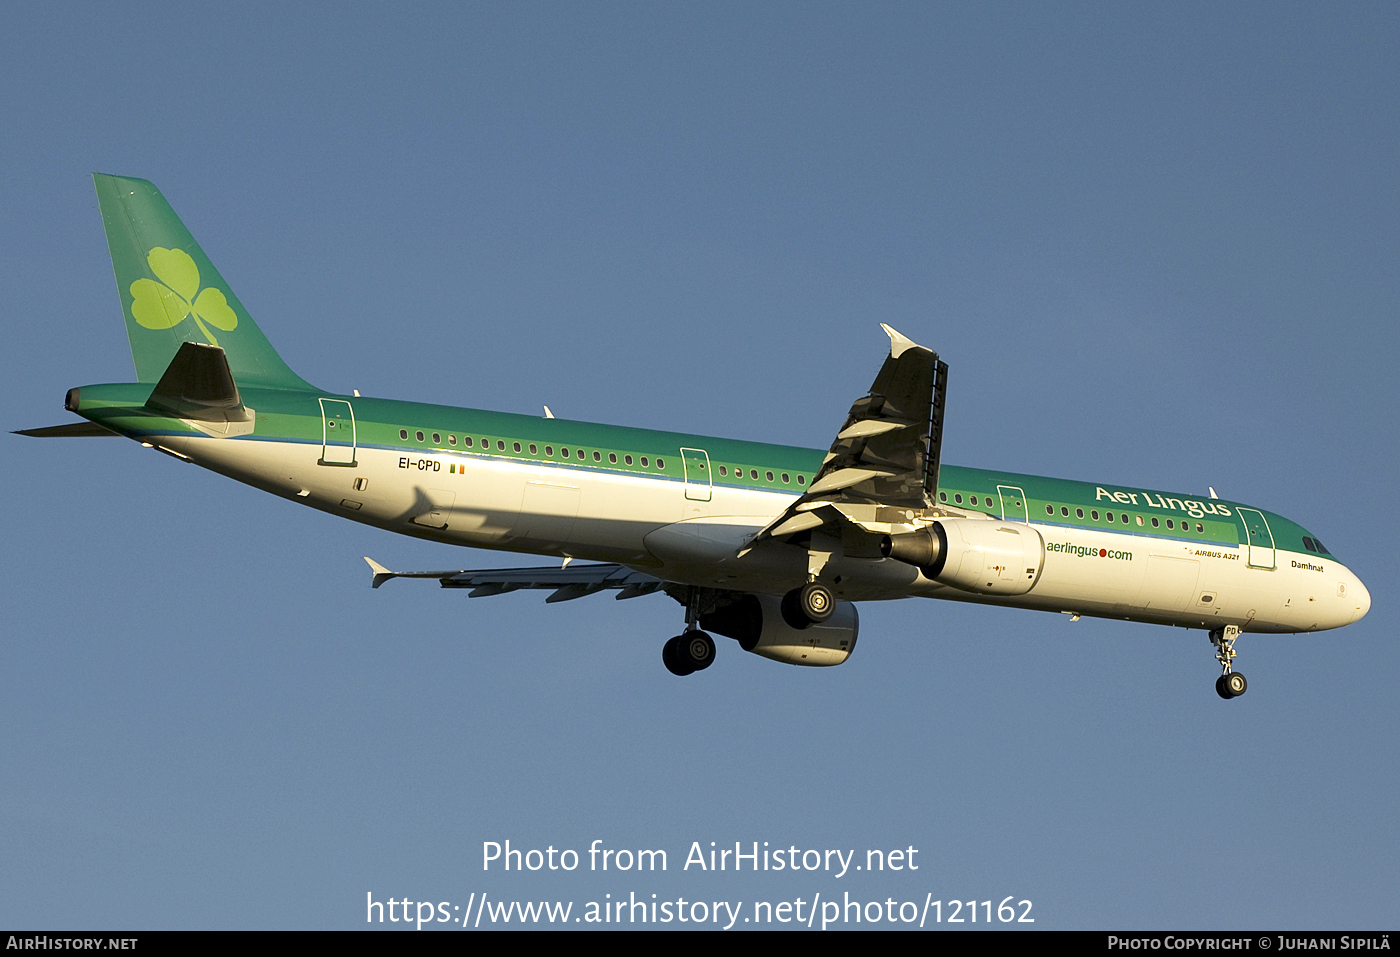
[[1303, 537, 1317, 553], [1313, 538, 1331, 555]]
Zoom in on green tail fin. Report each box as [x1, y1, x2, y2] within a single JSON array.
[[94, 173, 317, 391]]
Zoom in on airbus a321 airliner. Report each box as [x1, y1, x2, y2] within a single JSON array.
[[21, 175, 1371, 696]]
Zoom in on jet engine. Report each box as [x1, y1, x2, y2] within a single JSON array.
[[881, 518, 1044, 596], [700, 594, 858, 666]]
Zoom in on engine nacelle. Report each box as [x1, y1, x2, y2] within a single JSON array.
[[882, 518, 1044, 596], [700, 594, 858, 667]]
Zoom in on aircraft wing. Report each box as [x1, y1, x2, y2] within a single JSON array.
[[743, 324, 947, 548], [363, 557, 664, 602]]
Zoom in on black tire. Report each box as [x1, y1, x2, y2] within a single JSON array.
[[1215, 675, 1233, 699], [781, 581, 836, 629], [663, 635, 695, 676], [1224, 671, 1247, 697], [799, 581, 835, 623], [781, 588, 813, 630]]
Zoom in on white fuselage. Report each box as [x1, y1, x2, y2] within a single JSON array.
[[156, 430, 1370, 636]]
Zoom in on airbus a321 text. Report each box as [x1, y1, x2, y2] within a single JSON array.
[[20, 175, 1371, 696]]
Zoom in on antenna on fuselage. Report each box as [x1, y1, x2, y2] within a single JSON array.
[[543, 406, 555, 419]]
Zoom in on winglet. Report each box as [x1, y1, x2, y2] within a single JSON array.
[[364, 556, 396, 589], [880, 323, 926, 358]]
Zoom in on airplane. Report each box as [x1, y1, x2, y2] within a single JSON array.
[[19, 174, 1371, 696]]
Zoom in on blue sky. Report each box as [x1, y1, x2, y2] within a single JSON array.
[[2, 2, 1396, 929]]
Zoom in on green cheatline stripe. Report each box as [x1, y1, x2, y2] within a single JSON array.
[[74, 381, 1334, 553]]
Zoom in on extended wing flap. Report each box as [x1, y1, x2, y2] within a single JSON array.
[[744, 326, 948, 548]]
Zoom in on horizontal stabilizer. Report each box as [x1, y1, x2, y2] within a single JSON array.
[[14, 422, 119, 438], [146, 342, 251, 423]]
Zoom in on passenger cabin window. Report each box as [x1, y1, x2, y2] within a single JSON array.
[[432, 433, 441, 444], [399, 429, 408, 440], [416, 431, 424, 442], [464, 437, 474, 447], [609, 453, 616, 464], [797, 475, 806, 485], [625, 455, 633, 465], [656, 458, 665, 469], [449, 435, 457, 446]]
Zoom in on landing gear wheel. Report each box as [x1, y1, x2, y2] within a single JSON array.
[[1215, 675, 1232, 699], [662, 632, 715, 676], [800, 581, 835, 622], [1223, 671, 1247, 697], [662, 635, 694, 676], [781, 581, 835, 629], [683, 631, 716, 672]]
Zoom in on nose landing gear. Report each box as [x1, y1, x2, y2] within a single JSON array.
[[1210, 625, 1246, 699]]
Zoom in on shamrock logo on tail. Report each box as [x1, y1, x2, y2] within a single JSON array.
[[130, 247, 238, 347]]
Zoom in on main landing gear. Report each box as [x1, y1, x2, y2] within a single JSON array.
[[780, 580, 835, 630], [663, 585, 716, 676], [662, 631, 715, 676], [660, 580, 837, 675], [1210, 625, 1247, 699]]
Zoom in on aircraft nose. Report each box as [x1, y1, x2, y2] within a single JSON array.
[[1350, 574, 1371, 623]]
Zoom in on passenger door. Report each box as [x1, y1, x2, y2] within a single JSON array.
[[318, 398, 356, 466]]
